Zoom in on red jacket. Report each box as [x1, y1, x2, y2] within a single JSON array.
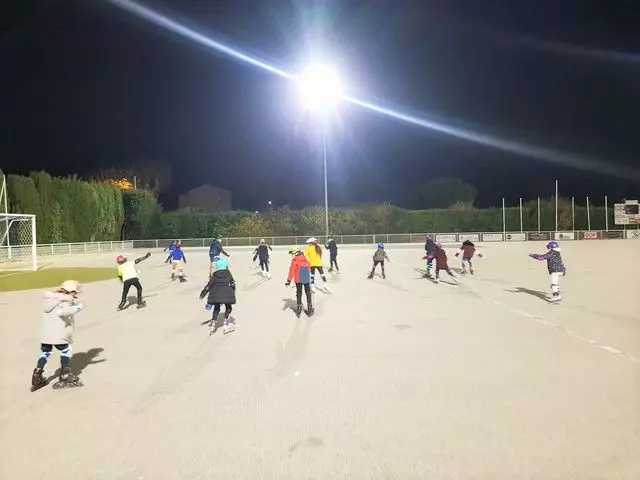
[[287, 254, 312, 284], [434, 248, 450, 270]]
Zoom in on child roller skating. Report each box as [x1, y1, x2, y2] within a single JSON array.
[[31, 280, 85, 392], [305, 238, 330, 292], [252, 239, 273, 279], [368, 243, 390, 279], [200, 257, 237, 334], [423, 235, 437, 278], [529, 241, 567, 303], [286, 246, 314, 317], [454, 240, 483, 275], [325, 236, 339, 273], [169, 243, 187, 282], [163, 240, 177, 264], [426, 243, 457, 284], [116, 252, 151, 310]]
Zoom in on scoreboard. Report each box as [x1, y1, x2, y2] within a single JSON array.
[[614, 200, 640, 225]]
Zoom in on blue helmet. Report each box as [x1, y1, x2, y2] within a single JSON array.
[[214, 258, 229, 270], [378, 242, 385, 249], [546, 241, 559, 249]]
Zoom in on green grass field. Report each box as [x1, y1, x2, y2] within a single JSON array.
[[0, 267, 116, 292]]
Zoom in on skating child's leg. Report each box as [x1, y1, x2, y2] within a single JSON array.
[[223, 304, 232, 324], [32, 344, 52, 391], [295, 284, 303, 305], [132, 278, 144, 306], [317, 266, 328, 283], [368, 262, 376, 278], [52, 344, 82, 388], [380, 261, 386, 279], [304, 283, 314, 315], [212, 304, 221, 322], [333, 257, 339, 272], [461, 258, 468, 273], [467, 258, 474, 274], [550, 272, 562, 301], [120, 279, 133, 308]]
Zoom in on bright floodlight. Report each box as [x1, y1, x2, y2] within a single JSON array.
[[297, 64, 343, 112]]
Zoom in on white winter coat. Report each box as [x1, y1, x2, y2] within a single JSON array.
[[40, 292, 84, 345]]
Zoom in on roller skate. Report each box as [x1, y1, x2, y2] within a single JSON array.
[[469, 269, 474, 275], [171, 272, 176, 281], [52, 367, 83, 389], [367, 272, 374, 279], [306, 305, 315, 317], [223, 320, 235, 335], [549, 293, 563, 304], [137, 300, 147, 309], [117, 301, 127, 311], [266, 272, 272, 279], [295, 304, 303, 318], [179, 276, 187, 283], [382, 272, 386, 279], [31, 368, 48, 392]]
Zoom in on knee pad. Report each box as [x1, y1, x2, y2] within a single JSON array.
[[60, 346, 72, 360], [39, 350, 52, 361]]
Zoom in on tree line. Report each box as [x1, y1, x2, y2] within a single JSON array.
[[2, 170, 613, 243]]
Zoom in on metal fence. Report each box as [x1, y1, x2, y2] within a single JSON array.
[[0, 241, 133, 261]]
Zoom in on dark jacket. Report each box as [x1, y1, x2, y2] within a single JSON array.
[[209, 240, 229, 260], [253, 244, 272, 262], [200, 269, 236, 305], [531, 250, 566, 274], [425, 239, 438, 257], [325, 240, 338, 257]]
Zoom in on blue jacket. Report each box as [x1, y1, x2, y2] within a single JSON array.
[[253, 244, 272, 262], [164, 242, 176, 252], [209, 240, 229, 260], [171, 248, 186, 262], [325, 240, 338, 256]]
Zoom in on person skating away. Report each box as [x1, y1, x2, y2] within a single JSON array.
[[286, 246, 314, 317], [305, 237, 330, 292], [163, 240, 177, 264], [529, 241, 567, 303], [200, 257, 236, 334], [454, 240, 483, 275], [424, 235, 438, 278], [209, 236, 230, 263], [428, 243, 457, 284], [252, 239, 273, 279], [368, 243, 390, 279], [325, 236, 339, 273], [117, 252, 151, 310], [31, 280, 85, 392], [169, 243, 187, 282]]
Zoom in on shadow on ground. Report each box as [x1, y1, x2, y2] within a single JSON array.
[[506, 287, 549, 302], [46, 347, 105, 381]]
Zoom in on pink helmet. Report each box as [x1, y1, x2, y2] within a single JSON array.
[[116, 255, 126, 264]]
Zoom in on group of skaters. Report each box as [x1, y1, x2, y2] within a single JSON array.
[[30, 232, 566, 391]]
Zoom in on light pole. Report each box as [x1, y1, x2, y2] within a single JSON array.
[[268, 200, 273, 214], [297, 64, 343, 239]]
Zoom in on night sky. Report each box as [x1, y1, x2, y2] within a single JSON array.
[[2, 0, 639, 210]]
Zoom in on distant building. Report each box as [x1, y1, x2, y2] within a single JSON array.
[[178, 184, 232, 213]]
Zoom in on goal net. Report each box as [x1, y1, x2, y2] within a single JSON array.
[[0, 214, 38, 271]]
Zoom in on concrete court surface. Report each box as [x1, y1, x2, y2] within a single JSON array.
[[0, 241, 638, 480]]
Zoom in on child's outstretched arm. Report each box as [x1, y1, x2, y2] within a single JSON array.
[[528, 252, 550, 261], [134, 252, 152, 264], [454, 248, 463, 257]]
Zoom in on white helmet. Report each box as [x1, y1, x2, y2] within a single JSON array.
[[59, 280, 81, 294], [306, 237, 318, 244], [260, 238, 265, 243]]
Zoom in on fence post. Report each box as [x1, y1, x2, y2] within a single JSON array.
[[586, 196, 591, 230], [519, 197, 523, 233], [537, 196, 541, 232], [571, 197, 575, 232], [605, 195, 609, 232], [502, 198, 506, 235], [51, 244, 54, 255]]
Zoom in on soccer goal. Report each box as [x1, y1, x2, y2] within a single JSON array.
[[0, 214, 37, 271], [0, 175, 38, 271]]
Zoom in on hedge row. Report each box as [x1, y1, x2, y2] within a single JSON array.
[[3, 171, 125, 243], [2, 170, 613, 242], [149, 200, 611, 239]]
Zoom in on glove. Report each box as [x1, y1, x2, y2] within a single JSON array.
[[454, 252, 459, 257], [285, 281, 291, 287], [205, 303, 213, 311], [199, 292, 206, 300]]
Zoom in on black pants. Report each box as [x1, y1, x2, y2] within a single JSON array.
[[310, 266, 325, 284], [121, 278, 143, 304], [295, 283, 312, 306], [212, 303, 233, 320], [259, 259, 269, 272], [329, 255, 339, 270]]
